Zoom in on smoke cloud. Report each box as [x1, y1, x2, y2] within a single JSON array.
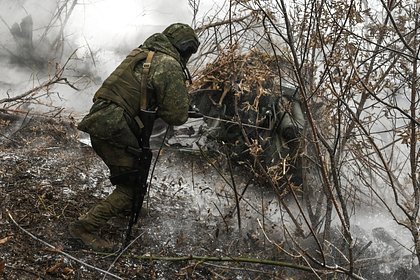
[[0, 0, 194, 114]]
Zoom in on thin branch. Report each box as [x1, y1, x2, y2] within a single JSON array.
[[133, 254, 319, 273], [225, 147, 241, 229], [121, 252, 366, 280], [195, 13, 256, 33], [7, 209, 123, 280], [102, 233, 144, 280], [0, 49, 80, 105]]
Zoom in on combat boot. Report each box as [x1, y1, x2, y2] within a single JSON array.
[[69, 220, 116, 252]]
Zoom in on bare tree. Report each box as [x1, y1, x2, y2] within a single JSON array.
[[191, 0, 419, 278], [0, 0, 78, 70], [0, 1, 95, 117]]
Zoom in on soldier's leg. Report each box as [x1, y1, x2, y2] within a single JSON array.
[[69, 170, 136, 251], [78, 166, 136, 231], [69, 137, 138, 250]]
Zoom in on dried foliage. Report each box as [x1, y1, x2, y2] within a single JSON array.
[[192, 47, 281, 94], [190, 46, 304, 193]]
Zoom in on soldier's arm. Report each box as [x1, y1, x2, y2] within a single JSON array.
[[151, 56, 189, 126]]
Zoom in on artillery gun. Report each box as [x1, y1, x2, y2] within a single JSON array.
[[189, 81, 305, 186]]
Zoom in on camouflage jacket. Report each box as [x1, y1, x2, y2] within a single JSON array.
[[135, 32, 189, 125], [78, 32, 190, 141]]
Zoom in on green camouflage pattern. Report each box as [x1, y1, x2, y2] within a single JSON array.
[[78, 99, 139, 167], [78, 31, 190, 139], [78, 182, 134, 232], [76, 160, 138, 231], [78, 100, 139, 145], [162, 23, 199, 50], [162, 23, 199, 65], [73, 25, 198, 235], [139, 32, 190, 125]]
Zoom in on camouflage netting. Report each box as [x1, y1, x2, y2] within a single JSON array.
[[191, 48, 283, 95], [189, 49, 304, 188]]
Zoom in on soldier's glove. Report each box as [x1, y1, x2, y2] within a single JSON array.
[[188, 105, 203, 118]]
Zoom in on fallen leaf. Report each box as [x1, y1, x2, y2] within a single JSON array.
[[62, 267, 74, 275], [0, 236, 12, 245], [46, 258, 63, 274]]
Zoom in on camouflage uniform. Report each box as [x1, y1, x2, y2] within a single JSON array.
[[69, 23, 199, 251]]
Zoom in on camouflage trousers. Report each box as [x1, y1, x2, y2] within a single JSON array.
[[78, 136, 139, 232]]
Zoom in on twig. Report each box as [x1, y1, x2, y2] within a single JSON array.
[[126, 252, 364, 279], [132, 253, 319, 273], [0, 80, 56, 104], [225, 147, 241, 229], [0, 132, 20, 145], [83, 35, 97, 68], [0, 49, 79, 106], [103, 233, 143, 280], [200, 261, 282, 276], [195, 13, 255, 33], [197, 144, 268, 219], [256, 218, 298, 258], [212, 201, 230, 231], [6, 209, 123, 280], [147, 126, 170, 210], [202, 114, 271, 130]]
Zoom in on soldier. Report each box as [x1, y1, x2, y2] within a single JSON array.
[[69, 23, 200, 251]]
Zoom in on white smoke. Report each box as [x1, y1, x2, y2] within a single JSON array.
[[69, 0, 193, 54], [0, 0, 195, 114]]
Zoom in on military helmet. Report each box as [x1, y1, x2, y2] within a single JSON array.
[[163, 23, 200, 59]]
